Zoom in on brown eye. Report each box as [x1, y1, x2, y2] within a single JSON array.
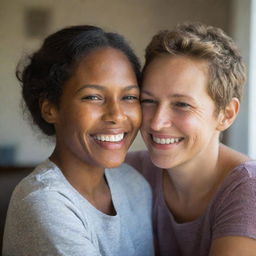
[[123, 95, 139, 101], [81, 95, 102, 101]]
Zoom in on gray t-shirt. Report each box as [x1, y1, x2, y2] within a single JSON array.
[[126, 151, 256, 256], [3, 160, 154, 256]]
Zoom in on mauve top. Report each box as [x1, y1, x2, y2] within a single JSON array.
[[126, 151, 256, 256]]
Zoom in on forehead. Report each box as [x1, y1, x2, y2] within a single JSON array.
[[76, 47, 132, 73], [61, 47, 138, 97], [142, 55, 209, 94], [68, 47, 137, 85]]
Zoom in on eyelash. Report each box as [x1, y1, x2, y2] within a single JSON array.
[[174, 102, 191, 108], [81, 95, 139, 101], [123, 95, 139, 101], [140, 98, 156, 104], [81, 95, 102, 101], [141, 99, 192, 110]]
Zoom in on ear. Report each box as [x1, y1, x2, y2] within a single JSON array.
[[40, 99, 59, 124], [216, 97, 240, 131]]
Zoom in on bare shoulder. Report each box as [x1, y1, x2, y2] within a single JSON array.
[[219, 143, 251, 171], [209, 236, 256, 256]]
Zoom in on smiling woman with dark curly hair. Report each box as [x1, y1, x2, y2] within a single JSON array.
[[2, 25, 154, 256]]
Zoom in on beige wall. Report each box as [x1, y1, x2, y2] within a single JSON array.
[[0, 0, 231, 165]]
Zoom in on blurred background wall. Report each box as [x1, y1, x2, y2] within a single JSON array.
[[0, 0, 255, 166]]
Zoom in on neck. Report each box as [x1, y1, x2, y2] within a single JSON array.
[[50, 147, 105, 196], [50, 142, 116, 216], [165, 141, 225, 201], [162, 142, 250, 223]]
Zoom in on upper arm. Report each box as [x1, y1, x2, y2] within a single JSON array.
[[209, 236, 256, 256], [4, 190, 100, 256], [212, 178, 256, 239], [209, 175, 256, 256]]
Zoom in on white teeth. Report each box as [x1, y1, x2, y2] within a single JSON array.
[[94, 133, 124, 142], [152, 136, 181, 145]]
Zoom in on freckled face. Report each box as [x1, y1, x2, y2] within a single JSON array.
[[52, 48, 141, 169], [141, 55, 221, 169]]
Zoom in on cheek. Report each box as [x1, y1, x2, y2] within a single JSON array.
[[175, 113, 202, 134], [125, 104, 142, 129], [141, 106, 154, 126], [60, 105, 102, 129], [176, 114, 216, 146]]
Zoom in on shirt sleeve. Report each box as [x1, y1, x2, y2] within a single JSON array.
[[212, 174, 256, 240], [4, 190, 101, 256]]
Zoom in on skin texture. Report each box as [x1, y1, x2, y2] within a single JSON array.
[[209, 236, 256, 256], [41, 47, 141, 214], [141, 55, 256, 255], [141, 55, 221, 171]]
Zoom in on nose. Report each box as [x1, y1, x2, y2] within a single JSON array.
[[102, 100, 127, 123], [149, 104, 172, 131]]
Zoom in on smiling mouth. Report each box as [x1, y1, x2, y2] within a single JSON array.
[[93, 133, 127, 143], [151, 134, 184, 145]]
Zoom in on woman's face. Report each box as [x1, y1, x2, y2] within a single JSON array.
[[141, 55, 222, 169], [49, 47, 141, 169]]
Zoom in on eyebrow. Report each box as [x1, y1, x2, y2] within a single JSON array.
[[124, 85, 140, 91], [141, 90, 154, 97], [141, 90, 195, 101], [76, 84, 139, 94], [76, 84, 106, 94]]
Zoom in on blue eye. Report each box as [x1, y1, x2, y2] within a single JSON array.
[[175, 102, 191, 108]]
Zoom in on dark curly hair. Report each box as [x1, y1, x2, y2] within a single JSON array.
[[144, 22, 246, 112], [17, 25, 141, 136]]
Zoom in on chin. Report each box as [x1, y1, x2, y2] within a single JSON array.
[[150, 155, 173, 170], [101, 156, 126, 169], [104, 161, 124, 169]]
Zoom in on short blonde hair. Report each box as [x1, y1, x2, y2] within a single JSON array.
[[144, 22, 246, 111]]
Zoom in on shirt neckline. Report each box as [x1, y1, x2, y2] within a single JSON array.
[[156, 160, 255, 226], [45, 159, 119, 219]]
